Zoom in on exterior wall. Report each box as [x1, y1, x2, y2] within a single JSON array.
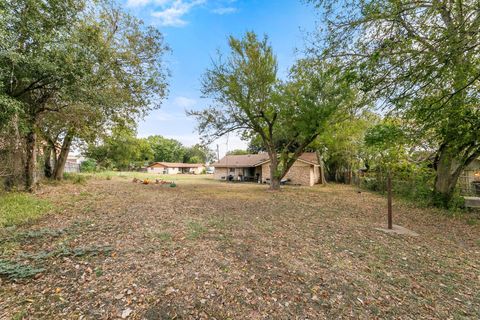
[[313, 165, 320, 185], [193, 166, 205, 174], [254, 166, 262, 182], [213, 167, 252, 181], [147, 166, 204, 174], [261, 161, 317, 186], [466, 159, 480, 171], [213, 161, 319, 186], [166, 167, 179, 174], [283, 162, 313, 186], [261, 163, 270, 183], [234, 168, 243, 180], [214, 167, 228, 180], [148, 166, 166, 174], [180, 166, 204, 174]]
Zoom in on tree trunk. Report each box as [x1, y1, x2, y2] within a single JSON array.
[[4, 114, 25, 190], [53, 130, 74, 180], [25, 129, 37, 192], [268, 153, 281, 190], [433, 147, 464, 208], [316, 151, 327, 184], [43, 145, 53, 178]]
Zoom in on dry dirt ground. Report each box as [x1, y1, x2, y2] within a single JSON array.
[[1, 175, 479, 319]]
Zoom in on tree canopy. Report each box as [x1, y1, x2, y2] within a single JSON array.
[[309, 0, 480, 206], [0, 0, 169, 189], [190, 32, 360, 189]]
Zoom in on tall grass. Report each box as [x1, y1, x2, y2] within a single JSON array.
[[0, 193, 53, 227]]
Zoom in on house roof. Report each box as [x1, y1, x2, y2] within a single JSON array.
[[211, 153, 270, 168], [148, 162, 204, 168], [211, 152, 319, 168]]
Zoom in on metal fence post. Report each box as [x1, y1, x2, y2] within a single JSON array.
[[387, 172, 393, 229]]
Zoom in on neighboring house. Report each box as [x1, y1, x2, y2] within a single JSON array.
[[147, 162, 205, 174], [211, 153, 322, 186], [459, 158, 480, 195], [64, 154, 84, 173], [66, 155, 85, 165]]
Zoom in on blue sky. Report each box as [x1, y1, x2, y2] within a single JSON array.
[[122, 0, 318, 156]]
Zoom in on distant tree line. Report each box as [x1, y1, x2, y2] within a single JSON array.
[[83, 127, 214, 171]]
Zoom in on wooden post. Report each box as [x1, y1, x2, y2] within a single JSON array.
[[387, 172, 393, 229]]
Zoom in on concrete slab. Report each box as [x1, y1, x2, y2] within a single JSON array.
[[464, 197, 480, 208], [375, 224, 419, 237]]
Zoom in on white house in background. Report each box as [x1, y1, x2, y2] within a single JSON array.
[[64, 154, 85, 173], [66, 155, 85, 165], [147, 162, 205, 174]]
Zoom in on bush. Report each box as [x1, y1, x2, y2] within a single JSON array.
[[359, 164, 435, 206], [80, 159, 97, 173]]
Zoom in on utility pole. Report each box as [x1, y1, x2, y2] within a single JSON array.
[[387, 172, 393, 229], [216, 144, 220, 161]]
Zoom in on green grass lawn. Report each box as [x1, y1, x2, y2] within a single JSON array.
[[0, 193, 52, 228]]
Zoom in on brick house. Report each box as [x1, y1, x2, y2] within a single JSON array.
[[147, 162, 205, 174], [211, 153, 322, 186]]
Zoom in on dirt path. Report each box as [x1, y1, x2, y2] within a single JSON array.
[[1, 177, 479, 319]]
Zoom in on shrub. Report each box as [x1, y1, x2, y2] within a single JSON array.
[[80, 159, 97, 173], [359, 164, 435, 206]]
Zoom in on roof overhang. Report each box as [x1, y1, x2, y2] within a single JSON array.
[[255, 157, 319, 167]]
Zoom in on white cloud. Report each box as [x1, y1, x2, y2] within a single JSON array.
[[173, 96, 197, 108], [151, 0, 206, 27], [212, 7, 237, 15]]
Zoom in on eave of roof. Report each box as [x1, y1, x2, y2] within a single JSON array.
[[255, 157, 319, 167], [211, 153, 319, 168]]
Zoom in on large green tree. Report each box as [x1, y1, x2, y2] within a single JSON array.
[[183, 144, 214, 164], [85, 126, 154, 170], [148, 135, 186, 163], [316, 111, 379, 183], [309, 0, 480, 206], [0, 0, 169, 190], [0, 0, 85, 189], [189, 32, 356, 189]]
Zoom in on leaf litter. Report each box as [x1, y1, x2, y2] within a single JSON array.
[[0, 176, 479, 319]]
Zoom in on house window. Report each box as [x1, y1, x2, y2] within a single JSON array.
[[229, 168, 235, 173]]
